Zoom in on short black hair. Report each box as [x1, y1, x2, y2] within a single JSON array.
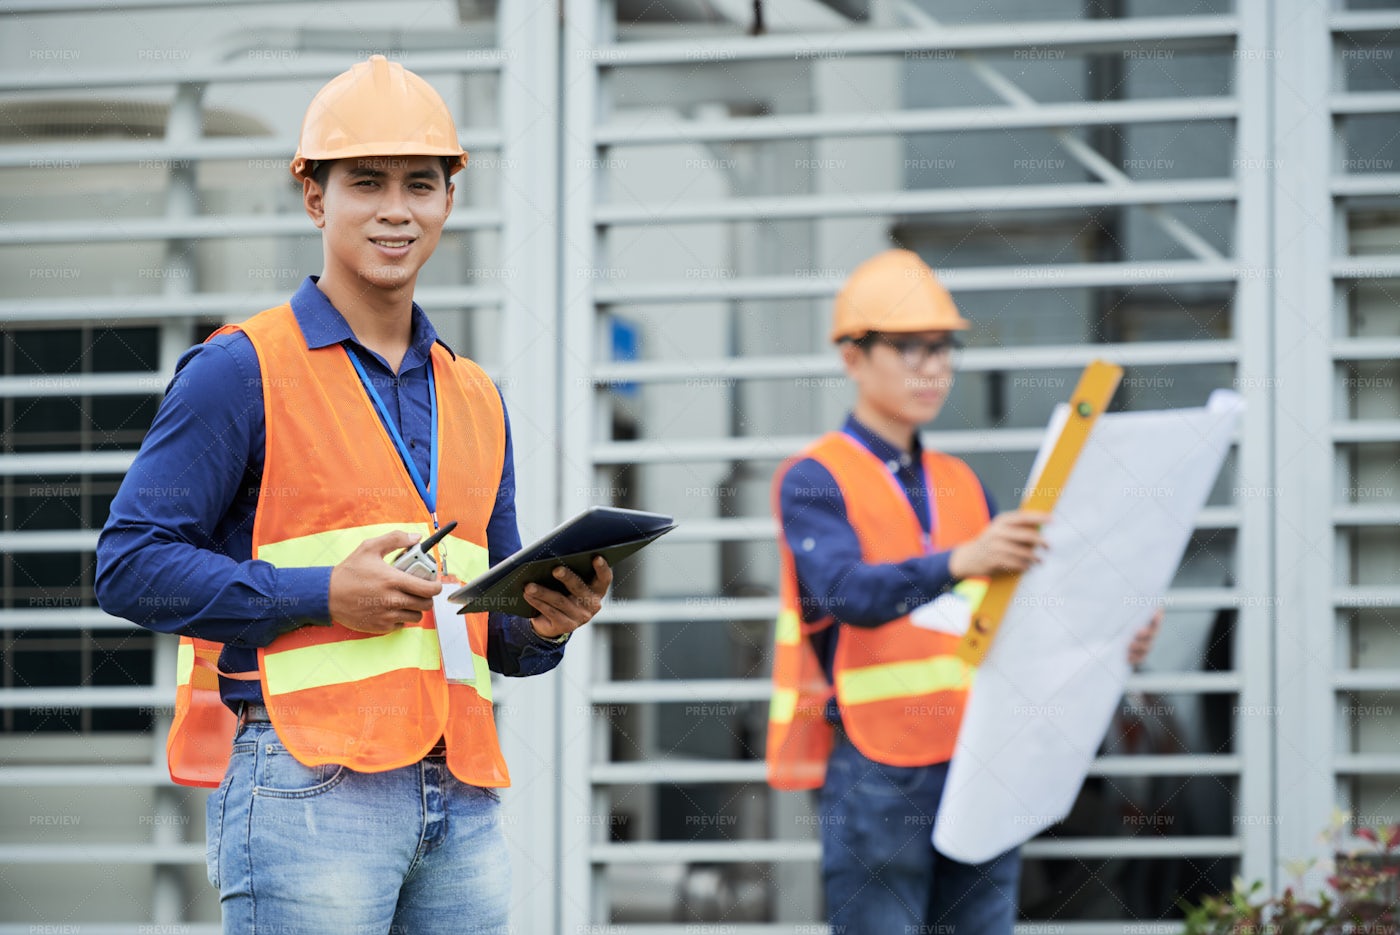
[[307, 156, 455, 189]]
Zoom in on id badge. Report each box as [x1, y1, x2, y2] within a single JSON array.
[[433, 583, 475, 685]]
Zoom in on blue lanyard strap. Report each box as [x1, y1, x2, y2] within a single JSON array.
[[345, 345, 439, 521], [915, 458, 935, 553]]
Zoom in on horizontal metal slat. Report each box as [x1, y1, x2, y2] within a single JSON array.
[[0, 530, 99, 553], [1330, 93, 1400, 117], [592, 759, 766, 784], [1336, 587, 1400, 608], [0, 843, 205, 864], [1333, 420, 1400, 444], [594, 180, 1237, 226], [10, 0, 368, 11], [595, 590, 1247, 624], [592, 679, 770, 703], [1089, 754, 1241, 776], [0, 283, 504, 324], [592, 261, 1241, 305], [0, 208, 500, 246], [1334, 669, 1400, 691], [0, 50, 505, 93], [593, 15, 1239, 66], [591, 428, 1049, 465], [588, 672, 1242, 706], [1336, 754, 1400, 774], [0, 372, 167, 398], [549, 928, 826, 935], [1332, 10, 1400, 35], [592, 840, 820, 864], [0, 130, 502, 170], [0, 687, 163, 710], [1333, 337, 1400, 361], [0, 765, 167, 787], [0, 608, 136, 631], [0, 452, 135, 476], [1333, 504, 1400, 526], [597, 596, 778, 623], [590, 836, 1239, 864], [589, 754, 1242, 786], [0, 928, 219, 935], [1023, 836, 1240, 858], [591, 339, 1241, 384], [582, 927, 1181, 935], [663, 518, 777, 542], [1332, 174, 1400, 200], [595, 97, 1237, 146], [1333, 257, 1400, 280]]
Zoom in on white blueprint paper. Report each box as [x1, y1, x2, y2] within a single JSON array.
[[932, 390, 1244, 864]]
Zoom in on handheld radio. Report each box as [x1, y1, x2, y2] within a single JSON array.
[[391, 521, 458, 581]]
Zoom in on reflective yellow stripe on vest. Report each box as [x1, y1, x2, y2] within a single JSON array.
[[262, 626, 442, 693], [769, 687, 797, 725], [176, 640, 194, 686], [257, 522, 489, 574], [836, 655, 975, 706], [774, 609, 800, 646], [257, 523, 492, 698]]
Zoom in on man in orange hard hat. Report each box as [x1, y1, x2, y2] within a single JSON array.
[[97, 56, 610, 933], [765, 249, 1158, 933]]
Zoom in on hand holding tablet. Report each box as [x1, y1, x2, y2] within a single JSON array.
[[447, 506, 676, 617]]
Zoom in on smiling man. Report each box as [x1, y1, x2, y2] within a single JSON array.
[[96, 56, 608, 934], [765, 249, 1158, 934]]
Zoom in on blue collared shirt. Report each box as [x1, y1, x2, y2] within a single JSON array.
[[96, 277, 566, 711], [777, 414, 998, 684]]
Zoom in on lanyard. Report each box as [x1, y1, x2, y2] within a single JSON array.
[[345, 345, 439, 527], [914, 458, 936, 553]]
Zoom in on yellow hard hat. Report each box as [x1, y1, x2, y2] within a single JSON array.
[[290, 55, 468, 182], [830, 249, 969, 343]]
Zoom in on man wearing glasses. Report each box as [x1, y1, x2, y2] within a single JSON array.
[[766, 249, 1157, 933]]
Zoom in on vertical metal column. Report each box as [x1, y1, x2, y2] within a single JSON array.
[[495, 3, 565, 931], [559, 0, 607, 931], [1270, 0, 1337, 883], [151, 77, 206, 927], [1231, 0, 1279, 893]]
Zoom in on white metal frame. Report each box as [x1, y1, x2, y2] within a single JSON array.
[[5, 0, 1400, 932], [556, 4, 1279, 934]]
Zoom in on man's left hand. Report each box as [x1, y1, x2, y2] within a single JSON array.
[[525, 555, 613, 641], [1127, 607, 1163, 668]]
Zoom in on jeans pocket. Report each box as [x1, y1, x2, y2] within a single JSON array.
[[253, 739, 346, 799], [205, 778, 225, 889], [206, 740, 252, 888], [853, 759, 929, 798]]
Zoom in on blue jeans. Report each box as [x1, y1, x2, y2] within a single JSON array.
[[820, 731, 1021, 935], [205, 721, 510, 934]]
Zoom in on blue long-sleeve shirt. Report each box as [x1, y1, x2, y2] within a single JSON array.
[[96, 277, 566, 711], [778, 415, 998, 686]]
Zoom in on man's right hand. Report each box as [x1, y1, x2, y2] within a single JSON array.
[[948, 510, 1052, 579], [328, 531, 441, 634]]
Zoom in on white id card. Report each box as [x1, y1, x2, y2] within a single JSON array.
[[910, 592, 973, 637], [433, 585, 475, 685]]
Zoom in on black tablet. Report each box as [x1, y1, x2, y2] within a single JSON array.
[[446, 506, 676, 617]]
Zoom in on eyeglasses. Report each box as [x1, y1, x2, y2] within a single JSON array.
[[864, 333, 964, 370]]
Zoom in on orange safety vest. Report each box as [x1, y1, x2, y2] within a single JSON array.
[[766, 431, 990, 789], [165, 303, 510, 789]]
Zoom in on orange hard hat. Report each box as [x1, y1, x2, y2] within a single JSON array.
[[290, 55, 468, 182], [830, 249, 969, 343]]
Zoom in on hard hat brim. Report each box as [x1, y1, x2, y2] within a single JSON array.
[[290, 148, 468, 182], [831, 317, 971, 344]]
